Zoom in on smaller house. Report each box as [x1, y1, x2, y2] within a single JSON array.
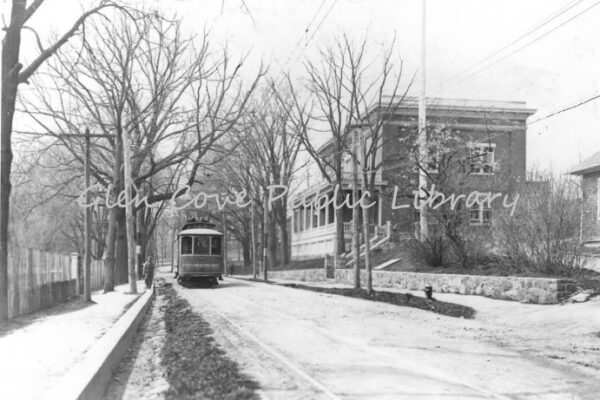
[[570, 150, 600, 246]]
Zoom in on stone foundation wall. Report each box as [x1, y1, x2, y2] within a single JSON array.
[[267, 268, 576, 304], [268, 269, 326, 282]]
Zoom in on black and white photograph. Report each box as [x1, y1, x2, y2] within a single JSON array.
[[1, 0, 600, 399]]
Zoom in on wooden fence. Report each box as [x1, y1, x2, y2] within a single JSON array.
[[7, 248, 106, 319]]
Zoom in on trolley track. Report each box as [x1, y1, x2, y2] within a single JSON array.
[[172, 275, 600, 400], [203, 279, 512, 400]]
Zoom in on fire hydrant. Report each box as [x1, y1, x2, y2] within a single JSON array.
[[424, 285, 433, 300]]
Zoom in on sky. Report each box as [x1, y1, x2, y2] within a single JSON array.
[[4, 0, 600, 173]]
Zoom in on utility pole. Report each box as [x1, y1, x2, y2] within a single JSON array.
[[222, 211, 228, 276], [62, 129, 113, 301], [83, 129, 92, 302], [263, 189, 268, 281], [359, 134, 372, 294], [251, 202, 257, 279], [351, 127, 361, 289], [122, 130, 138, 294], [418, 0, 429, 240]]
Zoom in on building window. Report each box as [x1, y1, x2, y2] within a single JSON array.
[[293, 209, 298, 233], [468, 142, 495, 174], [343, 153, 352, 177], [298, 207, 304, 232], [469, 202, 492, 226], [319, 203, 326, 226]]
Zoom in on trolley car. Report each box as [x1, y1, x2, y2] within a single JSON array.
[[174, 218, 224, 286]]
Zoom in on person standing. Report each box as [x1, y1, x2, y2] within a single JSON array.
[[143, 256, 155, 289]]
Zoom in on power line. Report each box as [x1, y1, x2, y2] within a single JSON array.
[[271, 0, 339, 87], [304, 0, 339, 48], [430, 0, 598, 97], [280, 0, 329, 72], [431, 0, 584, 92]]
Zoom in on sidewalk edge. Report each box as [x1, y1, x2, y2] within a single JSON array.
[[43, 287, 155, 400]]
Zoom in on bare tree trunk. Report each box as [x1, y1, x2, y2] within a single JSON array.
[[0, 0, 24, 322], [104, 135, 122, 292], [116, 208, 128, 284], [362, 202, 372, 294], [122, 131, 137, 293], [0, 87, 17, 321], [269, 215, 278, 268], [351, 130, 361, 289], [103, 206, 117, 293], [335, 202, 345, 256], [242, 244, 251, 267], [361, 137, 372, 294], [136, 206, 145, 279], [263, 199, 268, 281], [279, 218, 290, 265]]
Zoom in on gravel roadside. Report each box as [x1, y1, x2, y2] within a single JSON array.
[[103, 289, 169, 400], [103, 274, 260, 400]]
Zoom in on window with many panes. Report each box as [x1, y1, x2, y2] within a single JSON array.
[[469, 203, 492, 225], [298, 207, 304, 232], [468, 142, 495, 174], [306, 205, 313, 230]]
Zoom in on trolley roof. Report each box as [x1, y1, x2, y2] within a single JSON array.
[[178, 228, 223, 236]]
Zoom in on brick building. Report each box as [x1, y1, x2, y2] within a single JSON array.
[[570, 151, 600, 246], [290, 97, 536, 260]]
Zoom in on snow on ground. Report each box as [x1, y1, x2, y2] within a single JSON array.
[[102, 271, 600, 399], [172, 276, 600, 399], [283, 278, 600, 377], [103, 289, 169, 400], [0, 281, 144, 400]]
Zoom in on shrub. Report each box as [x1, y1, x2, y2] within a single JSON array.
[[495, 171, 584, 277], [408, 233, 447, 268]]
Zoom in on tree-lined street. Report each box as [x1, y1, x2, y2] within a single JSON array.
[[3, 1, 600, 398]]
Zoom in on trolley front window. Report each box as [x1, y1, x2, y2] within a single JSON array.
[[194, 236, 210, 255], [181, 236, 193, 255], [211, 236, 222, 255]]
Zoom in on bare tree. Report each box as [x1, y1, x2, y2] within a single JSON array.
[[0, 0, 133, 321], [390, 117, 515, 270], [496, 170, 582, 276], [240, 90, 303, 266], [19, 13, 264, 291], [284, 34, 408, 290]]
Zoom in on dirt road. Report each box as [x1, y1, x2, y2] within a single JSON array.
[[172, 275, 600, 400]]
